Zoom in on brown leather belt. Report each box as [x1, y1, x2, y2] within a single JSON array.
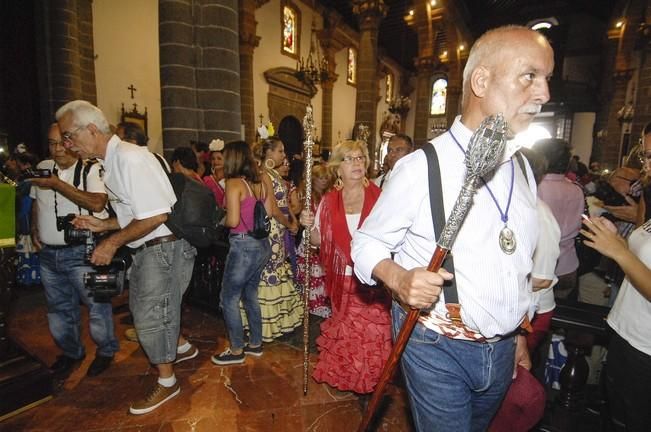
[[131, 234, 178, 253]]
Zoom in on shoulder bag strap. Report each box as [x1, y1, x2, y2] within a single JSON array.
[[421, 144, 461, 323]]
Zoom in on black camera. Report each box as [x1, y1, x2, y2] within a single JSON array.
[[23, 168, 52, 179], [56, 213, 93, 255], [84, 257, 128, 303]]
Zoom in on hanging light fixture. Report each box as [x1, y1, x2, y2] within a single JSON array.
[[295, 22, 329, 86]]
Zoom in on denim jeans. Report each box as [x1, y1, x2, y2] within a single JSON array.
[[220, 234, 271, 350], [129, 239, 196, 364], [392, 302, 515, 432], [40, 244, 119, 359]]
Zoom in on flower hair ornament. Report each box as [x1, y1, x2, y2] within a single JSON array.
[[257, 121, 275, 139], [209, 138, 224, 152]]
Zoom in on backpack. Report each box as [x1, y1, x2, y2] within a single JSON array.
[[241, 179, 271, 239], [153, 154, 225, 248]]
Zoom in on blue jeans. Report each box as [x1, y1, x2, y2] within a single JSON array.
[[392, 302, 515, 432], [129, 239, 196, 364], [40, 245, 119, 359], [220, 234, 271, 350]]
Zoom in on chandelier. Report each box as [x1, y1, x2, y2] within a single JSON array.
[[295, 24, 329, 86]]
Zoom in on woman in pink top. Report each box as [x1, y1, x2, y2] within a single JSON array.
[[211, 141, 272, 366]]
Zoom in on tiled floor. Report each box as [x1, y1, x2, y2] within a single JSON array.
[[2, 287, 414, 432]]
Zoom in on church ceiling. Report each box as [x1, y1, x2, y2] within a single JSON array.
[[320, 0, 619, 73]]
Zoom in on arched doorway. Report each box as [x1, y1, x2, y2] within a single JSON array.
[[278, 116, 303, 158], [278, 115, 304, 186]]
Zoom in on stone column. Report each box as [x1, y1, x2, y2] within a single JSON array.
[[239, 0, 260, 146], [159, 0, 241, 155], [594, 0, 646, 167], [49, 0, 83, 112], [320, 79, 335, 151], [318, 13, 341, 151], [77, 0, 96, 104], [352, 0, 386, 156]]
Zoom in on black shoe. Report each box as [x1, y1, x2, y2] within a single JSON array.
[[50, 355, 84, 377], [86, 355, 113, 377]]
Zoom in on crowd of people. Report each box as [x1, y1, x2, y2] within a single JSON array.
[[1, 24, 650, 431]]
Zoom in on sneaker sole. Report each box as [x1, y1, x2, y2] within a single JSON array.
[[243, 350, 263, 357], [210, 355, 245, 366], [174, 348, 199, 364], [128, 386, 180, 415]]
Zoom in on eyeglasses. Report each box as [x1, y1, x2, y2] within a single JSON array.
[[638, 151, 651, 163], [48, 139, 64, 147], [342, 155, 366, 164], [61, 125, 86, 143], [387, 146, 410, 154]]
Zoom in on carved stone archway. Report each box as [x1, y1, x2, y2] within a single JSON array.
[[263, 67, 317, 136]]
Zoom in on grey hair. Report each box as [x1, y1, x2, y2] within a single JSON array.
[[55, 100, 111, 134], [461, 25, 546, 106]]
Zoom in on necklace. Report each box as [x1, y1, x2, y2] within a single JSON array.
[[449, 130, 516, 254]]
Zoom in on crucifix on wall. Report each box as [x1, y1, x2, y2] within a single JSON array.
[[128, 84, 137, 99]]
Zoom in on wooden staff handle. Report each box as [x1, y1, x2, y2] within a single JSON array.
[[358, 246, 448, 432]]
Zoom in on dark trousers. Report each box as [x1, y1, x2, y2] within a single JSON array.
[[606, 331, 651, 431]]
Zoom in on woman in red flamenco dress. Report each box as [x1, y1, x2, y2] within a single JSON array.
[[300, 140, 392, 395]]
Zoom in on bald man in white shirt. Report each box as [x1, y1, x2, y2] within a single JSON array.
[[352, 25, 554, 431]]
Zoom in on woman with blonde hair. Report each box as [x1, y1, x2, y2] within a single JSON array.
[[246, 137, 303, 341], [300, 140, 392, 396]]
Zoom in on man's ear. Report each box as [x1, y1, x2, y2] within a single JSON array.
[[87, 123, 98, 136], [470, 65, 490, 98]]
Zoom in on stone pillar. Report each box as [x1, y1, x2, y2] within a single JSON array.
[[631, 3, 651, 141], [239, 0, 260, 146], [159, 0, 241, 155], [318, 13, 341, 151], [77, 0, 96, 104], [594, 0, 646, 167], [49, 0, 83, 112], [352, 0, 386, 156], [320, 79, 335, 151]]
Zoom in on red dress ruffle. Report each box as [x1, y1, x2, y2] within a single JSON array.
[[312, 276, 392, 394]]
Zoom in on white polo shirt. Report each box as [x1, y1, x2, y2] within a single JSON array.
[[30, 159, 108, 246], [100, 136, 176, 248], [352, 116, 539, 338], [608, 219, 651, 356]]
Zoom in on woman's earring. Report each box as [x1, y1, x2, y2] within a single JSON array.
[[362, 177, 369, 187], [265, 159, 275, 169], [334, 177, 343, 190]]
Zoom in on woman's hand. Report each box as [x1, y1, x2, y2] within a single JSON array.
[[604, 195, 639, 223], [299, 209, 315, 228], [580, 216, 627, 261]]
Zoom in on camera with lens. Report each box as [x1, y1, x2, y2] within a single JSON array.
[[56, 213, 95, 260], [22, 168, 52, 179], [84, 256, 128, 303]]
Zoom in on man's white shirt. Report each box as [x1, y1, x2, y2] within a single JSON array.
[[101, 136, 176, 248], [352, 116, 539, 338]]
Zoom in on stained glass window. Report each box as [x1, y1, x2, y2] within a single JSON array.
[[430, 78, 447, 115], [347, 48, 357, 84], [282, 5, 297, 55], [385, 73, 393, 103]]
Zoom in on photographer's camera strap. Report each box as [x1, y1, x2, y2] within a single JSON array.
[[52, 159, 96, 221]]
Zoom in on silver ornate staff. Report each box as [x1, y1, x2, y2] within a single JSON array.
[[358, 113, 508, 431], [301, 105, 316, 395]]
